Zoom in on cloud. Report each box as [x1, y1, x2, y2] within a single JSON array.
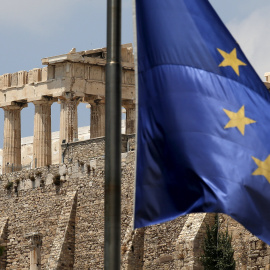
[[226, 5, 270, 80]]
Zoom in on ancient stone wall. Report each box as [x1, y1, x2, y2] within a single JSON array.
[[0, 135, 136, 269], [0, 134, 269, 269], [219, 214, 270, 270]]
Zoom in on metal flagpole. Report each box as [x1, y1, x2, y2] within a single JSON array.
[[105, 0, 122, 269]]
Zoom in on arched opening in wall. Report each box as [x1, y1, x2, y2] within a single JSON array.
[[77, 102, 90, 141], [21, 103, 35, 169], [122, 106, 126, 134], [51, 102, 60, 164]]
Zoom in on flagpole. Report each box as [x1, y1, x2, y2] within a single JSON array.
[[105, 0, 122, 269]]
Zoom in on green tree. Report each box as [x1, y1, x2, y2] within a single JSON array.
[[200, 214, 235, 270], [0, 246, 5, 256]]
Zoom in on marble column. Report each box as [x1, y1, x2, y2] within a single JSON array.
[[90, 98, 105, 138], [25, 233, 42, 270], [123, 102, 136, 134], [59, 98, 78, 162], [2, 103, 26, 173], [33, 98, 53, 168]]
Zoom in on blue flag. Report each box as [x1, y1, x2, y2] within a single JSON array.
[[134, 0, 270, 244]]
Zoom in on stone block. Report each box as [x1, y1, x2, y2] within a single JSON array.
[[257, 257, 262, 265], [32, 68, 41, 82], [11, 73, 18, 87], [41, 67, 48, 81], [28, 70, 34, 84], [89, 66, 104, 81], [3, 73, 11, 87], [35, 177, 41, 188], [74, 63, 85, 78], [55, 64, 64, 78], [90, 159, 96, 170], [59, 165, 67, 176], [18, 71, 27, 86], [264, 257, 270, 265], [85, 66, 91, 80], [125, 70, 135, 85], [24, 179, 33, 190], [121, 46, 133, 63], [121, 71, 125, 84], [159, 255, 173, 264], [46, 174, 53, 185], [121, 47, 128, 62], [47, 65, 55, 80]]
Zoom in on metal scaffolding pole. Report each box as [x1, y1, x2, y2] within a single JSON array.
[[105, 0, 122, 269]]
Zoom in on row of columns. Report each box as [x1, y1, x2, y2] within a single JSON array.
[[2, 98, 135, 173]]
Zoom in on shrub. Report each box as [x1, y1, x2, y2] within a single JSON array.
[[29, 173, 35, 181], [36, 171, 42, 177], [0, 246, 5, 256], [53, 174, 61, 186], [200, 214, 235, 270], [15, 179, 20, 185], [5, 182, 13, 190], [40, 179, 45, 187]]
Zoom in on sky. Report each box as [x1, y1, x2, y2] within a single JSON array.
[[0, 0, 269, 147]]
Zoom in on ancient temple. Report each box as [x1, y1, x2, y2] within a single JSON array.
[[0, 44, 135, 173]]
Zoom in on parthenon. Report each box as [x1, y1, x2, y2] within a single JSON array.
[[0, 44, 135, 173]]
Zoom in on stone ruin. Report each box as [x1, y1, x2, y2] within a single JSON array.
[[0, 45, 269, 269], [0, 43, 135, 173]]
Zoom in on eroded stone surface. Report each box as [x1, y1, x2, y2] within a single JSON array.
[[0, 135, 268, 269]]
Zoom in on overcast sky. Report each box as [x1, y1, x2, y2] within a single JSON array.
[[0, 0, 269, 147]]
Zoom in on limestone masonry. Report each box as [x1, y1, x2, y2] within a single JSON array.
[[0, 45, 269, 269]]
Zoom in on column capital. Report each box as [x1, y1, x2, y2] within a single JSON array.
[[85, 95, 104, 105], [2, 101, 28, 111], [122, 99, 136, 108], [60, 91, 83, 101], [59, 96, 80, 105], [25, 232, 43, 250], [94, 98, 105, 105], [32, 96, 56, 106]]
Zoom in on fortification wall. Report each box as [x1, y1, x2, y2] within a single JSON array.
[[218, 214, 270, 269], [0, 135, 135, 269], [0, 135, 269, 269]]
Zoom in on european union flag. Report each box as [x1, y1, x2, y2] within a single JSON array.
[[134, 0, 270, 244]]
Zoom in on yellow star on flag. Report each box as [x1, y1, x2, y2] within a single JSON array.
[[223, 105, 256, 135], [252, 155, 270, 183], [217, 48, 246, 76]]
